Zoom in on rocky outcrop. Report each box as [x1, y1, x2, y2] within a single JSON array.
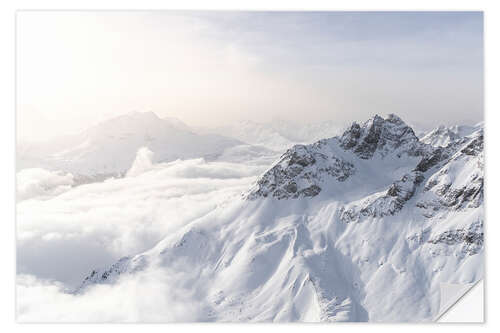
[[340, 171, 424, 223], [413, 137, 468, 173], [340, 114, 424, 159], [75, 255, 148, 293], [428, 221, 484, 256], [246, 145, 354, 200], [461, 133, 483, 156], [414, 148, 447, 173]]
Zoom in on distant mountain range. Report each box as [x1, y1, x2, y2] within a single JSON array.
[[196, 119, 343, 151], [17, 111, 244, 179], [16, 112, 346, 181]]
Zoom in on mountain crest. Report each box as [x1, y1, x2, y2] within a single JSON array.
[[340, 114, 419, 159], [246, 114, 483, 202], [246, 114, 425, 200], [420, 123, 482, 148]]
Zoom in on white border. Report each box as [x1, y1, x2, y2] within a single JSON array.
[[2, 0, 498, 332]]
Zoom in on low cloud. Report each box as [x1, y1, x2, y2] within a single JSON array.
[[17, 270, 207, 322], [17, 157, 268, 288], [17, 168, 74, 201]]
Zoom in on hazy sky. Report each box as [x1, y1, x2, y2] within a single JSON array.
[[17, 11, 483, 141]]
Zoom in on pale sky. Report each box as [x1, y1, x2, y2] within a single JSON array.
[[17, 11, 483, 142]]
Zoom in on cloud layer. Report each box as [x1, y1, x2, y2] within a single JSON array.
[[17, 168, 75, 201], [17, 269, 207, 322], [16, 157, 267, 288]]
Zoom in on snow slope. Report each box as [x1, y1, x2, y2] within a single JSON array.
[[420, 123, 482, 147], [72, 114, 483, 322]]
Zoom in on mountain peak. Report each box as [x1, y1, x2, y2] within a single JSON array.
[[385, 113, 404, 124], [123, 110, 160, 120], [246, 114, 426, 200], [340, 114, 419, 159]]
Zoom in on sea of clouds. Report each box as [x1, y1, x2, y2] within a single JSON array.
[[16, 148, 271, 321], [17, 168, 75, 201]]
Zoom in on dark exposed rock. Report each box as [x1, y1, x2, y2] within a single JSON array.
[[340, 114, 422, 160], [415, 148, 444, 172], [441, 178, 483, 209], [387, 184, 400, 197], [284, 182, 298, 194], [74, 255, 149, 294], [75, 256, 131, 293], [387, 172, 424, 200], [247, 144, 354, 200], [353, 116, 383, 159], [428, 221, 483, 255], [414, 140, 465, 173], [298, 185, 322, 197], [339, 123, 361, 150], [288, 150, 316, 167], [461, 134, 483, 156], [340, 171, 424, 223]]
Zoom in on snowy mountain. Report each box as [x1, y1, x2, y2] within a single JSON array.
[[17, 112, 244, 178], [197, 119, 342, 151], [420, 123, 482, 147], [74, 114, 483, 322]]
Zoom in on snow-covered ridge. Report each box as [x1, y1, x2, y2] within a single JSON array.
[[73, 113, 484, 322], [420, 123, 483, 147], [247, 114, 432, 200]]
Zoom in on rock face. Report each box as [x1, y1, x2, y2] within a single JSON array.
[[340, 171, 425, 223], [461, 133, 483, 156], [428, 220, 483, 256], [246, 145, 354, 200], [340, 114, 423, 159], [75, 114, 484, 322]]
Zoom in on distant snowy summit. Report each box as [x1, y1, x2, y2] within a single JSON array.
[[196, 119, 343, 151], [17, 111, 244, 178]]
